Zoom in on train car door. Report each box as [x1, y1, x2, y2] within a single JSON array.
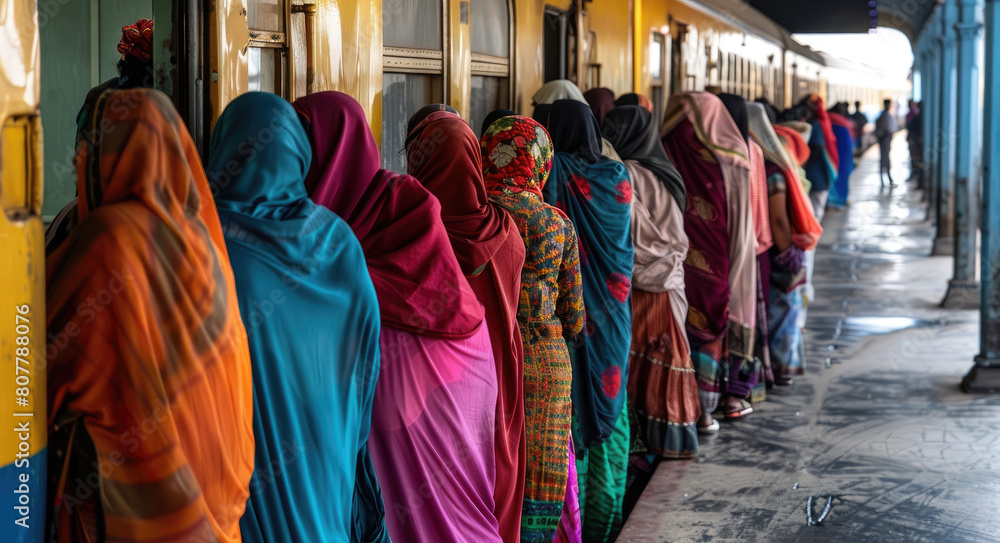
[[543, 5, 576, 84], [1, 1, 46, 542], [670, 22, 687, 95]]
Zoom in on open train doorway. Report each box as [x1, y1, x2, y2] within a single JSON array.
[[543, 5, 576, 84]]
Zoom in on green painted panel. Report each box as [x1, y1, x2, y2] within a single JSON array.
[[39, 0, 93, 218], [39, 0, 154, 219]]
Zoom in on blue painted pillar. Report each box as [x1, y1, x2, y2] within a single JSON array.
[[920, 46, 936, 212], [964, 0, 1000, 391], [923, 37, 940, 221], [944, 0, 984, 308], [934, 2, 959, 256]]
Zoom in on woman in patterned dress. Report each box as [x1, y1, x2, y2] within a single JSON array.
[[481, 114, 586, 543]]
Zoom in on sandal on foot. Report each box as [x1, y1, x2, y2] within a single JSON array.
[[720, 400, 753, 419], [697, 419, 720, 434]]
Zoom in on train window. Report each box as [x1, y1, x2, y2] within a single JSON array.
[[249, 47, 283, 95], [248, 0, 284, 32], [381, 73, 444, 173], [669, 24, 686, 95], [649, 32, 666, 126], [472, 0, 510, 58], [470, 75, 510, 134], [470, 0, 512, 135], [649, 35, 662, 81], [382, 0, 447, 172], [383, 0, 443, 50], [723, 53, 736, 92], [247, 0, 289, 97]]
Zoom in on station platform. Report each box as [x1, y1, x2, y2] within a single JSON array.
[[618, 134, 1000, 542]]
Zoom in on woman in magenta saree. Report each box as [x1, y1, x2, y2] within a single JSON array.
[[293, 91, 502, 543]]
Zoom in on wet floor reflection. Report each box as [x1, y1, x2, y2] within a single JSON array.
[[619, 136, 1000, 543]]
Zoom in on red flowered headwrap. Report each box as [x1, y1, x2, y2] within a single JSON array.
[[118, 19, 154, 63], [480, 115, 553, 198]]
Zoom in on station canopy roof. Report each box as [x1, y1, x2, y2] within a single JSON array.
[[745, 0, 937, 41]]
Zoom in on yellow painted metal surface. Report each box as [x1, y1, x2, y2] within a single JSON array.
[[447, 0, 472, 119], [511, 0, 571, 114], [208, 0, 250, 126], [0, 1, 46, 540], [634, 0, 668, 94], [312, 0, 383, 139], [584, 0, 632, 94]]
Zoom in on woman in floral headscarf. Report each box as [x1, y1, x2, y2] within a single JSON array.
[[481, 115, 585, 543]]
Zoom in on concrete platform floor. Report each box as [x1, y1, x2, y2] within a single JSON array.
[[618, 135, 1000, 542]]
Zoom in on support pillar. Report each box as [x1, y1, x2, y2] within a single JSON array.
[[923, 43, 940, 223], [964, 0, 1000, 391], [921, 47, 937, 216], [944, 0, 983, 309], [934, 3, 959, 256], [915, 49, 927, 195]]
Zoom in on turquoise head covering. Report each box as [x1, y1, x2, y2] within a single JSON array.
[[207, 92, 389, 543]]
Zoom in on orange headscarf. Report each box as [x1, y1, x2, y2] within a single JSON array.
[[774, 124, 811, 167], [46, 89, 253, 543], [772, 123, 822, 250]]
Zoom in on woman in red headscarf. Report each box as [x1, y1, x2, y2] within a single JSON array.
[[583, 87, 616, 125], [406, 108, 527, 543], [294, 91, 502, 543]]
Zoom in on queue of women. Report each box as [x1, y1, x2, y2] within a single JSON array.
[[44, 78, 842, 543]]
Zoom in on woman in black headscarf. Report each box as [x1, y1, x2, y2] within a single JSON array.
[[718, 93, 750, 142], [404, 103, 459, 148], [481, 108, 516, 136], [614, 93, 654, 113], [602, 105, 698, 460]]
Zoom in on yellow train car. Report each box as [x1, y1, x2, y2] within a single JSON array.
[[34, 0, 896, 220], [1, 1, 46, 542]]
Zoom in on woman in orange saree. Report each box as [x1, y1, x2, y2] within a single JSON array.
[[45, 88, 254, 543]]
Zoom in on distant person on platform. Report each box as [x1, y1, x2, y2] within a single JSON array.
[[850, 101, 867, 150], [907, 101, 924, 188], [76, 18, 155, 134], [875, 99, 898, 188]]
